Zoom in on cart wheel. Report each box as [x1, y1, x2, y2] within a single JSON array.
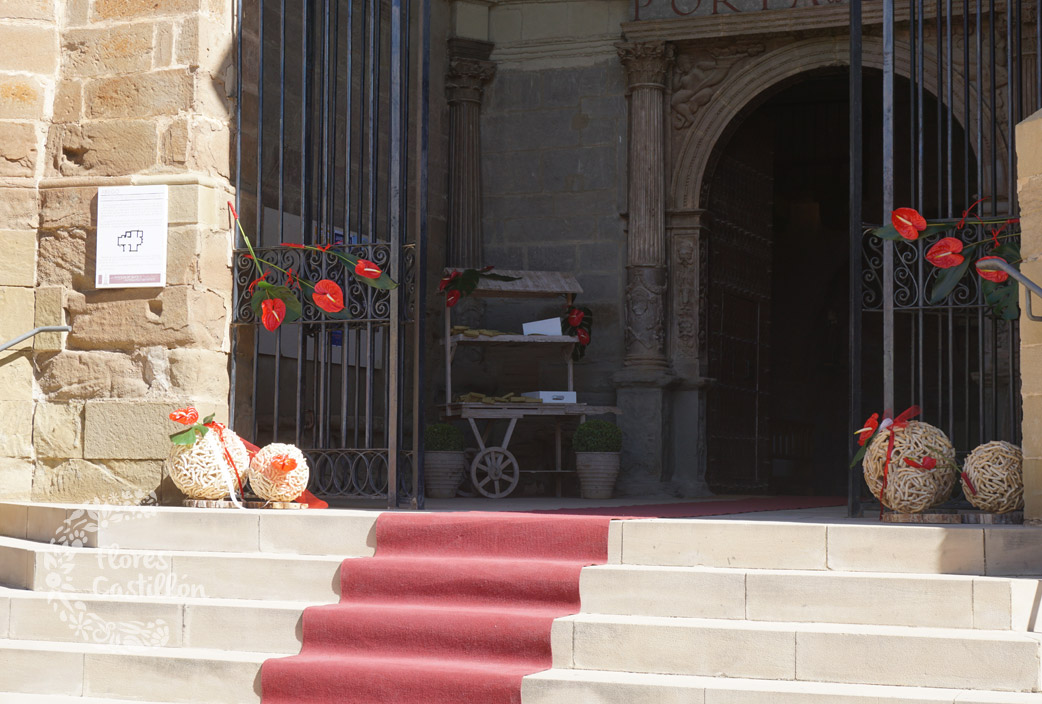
[[470, 447, 520, 499]]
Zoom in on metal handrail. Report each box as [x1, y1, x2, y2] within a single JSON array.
[[0, 325, 71, 353], [975, 259, 1042, 322]]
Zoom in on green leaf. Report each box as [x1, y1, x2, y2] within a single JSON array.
[[266, 286, 302, 322], [327, 251, 398, 290], [480, 273, 522, 282], [984, 280, 1020, 320], [928, 255, 974, 304], [170, 427, 198, 445], [849, 439, 871, 469], [202, 413, 215, 425]]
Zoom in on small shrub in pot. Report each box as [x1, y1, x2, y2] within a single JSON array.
[[423, 423, 467, 498], [573, 420, 621, 499]]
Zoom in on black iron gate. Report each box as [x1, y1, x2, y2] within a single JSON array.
[[231, 0, 430, 507], [849, 0, 1033, 514]]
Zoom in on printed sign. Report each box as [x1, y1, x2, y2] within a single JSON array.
[[96, 185, 169, 288]]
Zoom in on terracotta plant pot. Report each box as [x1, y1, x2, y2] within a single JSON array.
[[575, 452, 620, 499], [424, 451, 467, 498]]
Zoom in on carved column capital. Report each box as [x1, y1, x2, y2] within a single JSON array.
[[617, 41, 676, 89], [446, 57, 497, 104]]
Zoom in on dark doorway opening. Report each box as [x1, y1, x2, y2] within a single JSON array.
[[704, 71, 851, 495]]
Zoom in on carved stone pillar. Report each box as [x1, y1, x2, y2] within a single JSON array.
[[614, 41, 676, 496], [618, 41, 674, 369], [446, 38, 495, 268]]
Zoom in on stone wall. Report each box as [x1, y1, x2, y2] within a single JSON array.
[[1016, 109, 1042, 521], [0, 0, 236, 504]]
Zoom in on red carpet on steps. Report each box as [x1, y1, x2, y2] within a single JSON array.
[[261, 512, 612, 704]]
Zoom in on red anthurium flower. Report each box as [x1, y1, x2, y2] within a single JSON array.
[[904, 456, 937, 470], [313, 279, 345, 313], [855, 413, 879, 446], [261, 298, 286, 331], [169, 407, 199, 425], [576, 328, 590, 345], [567, 308, 584, 327], [445, 289, 461, 308], [975, 256, 1009, 283], [355, 259, 382, 279], [269, 454, 298, 474], [891, 207, 927, 240], [439, 270, 461, 292], [925, 237, 965, 268]]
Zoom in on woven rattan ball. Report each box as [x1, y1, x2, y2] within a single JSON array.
[[961, 440, 1024, 513], [863, 421, 958, 512], [249, 443, 310, 502], [167, 427, 250, 500]]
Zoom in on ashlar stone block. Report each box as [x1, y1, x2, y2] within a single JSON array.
[[92, 0, 200, 21], [0, 351, 33, 401], [0, 25, 57, 74], [84, 70, 193, 120], [37, 349, 148, 400], [0, 457, 32, 500], [34, 401, 84, 459], [0, 400, 33, 457], [34, 285, 66, 351], [32, 458, 162, 503], [0, 76, 45, 120], [0, 230, 35, 286], [0, 122, 38, 177], [84, 400, 189, 460], [48, 121, 158, 176], [0, 286, 35, 351], [62, 23, 154, 77]]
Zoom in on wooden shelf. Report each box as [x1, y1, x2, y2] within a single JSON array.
[[443, 269, 582, 298], [449, 333, 578, 345]]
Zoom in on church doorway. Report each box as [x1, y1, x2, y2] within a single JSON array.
[[702, 68, 972, 496]]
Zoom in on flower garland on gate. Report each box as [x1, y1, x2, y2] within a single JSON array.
[[868, 200, 1021, 320], [438, 266, 521, 307], [561, 304, 593, 361], [228, 202, 398, 331]]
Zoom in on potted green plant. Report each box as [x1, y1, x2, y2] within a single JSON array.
[[423, 423, 467, 498], [573, 420, 622, 499]]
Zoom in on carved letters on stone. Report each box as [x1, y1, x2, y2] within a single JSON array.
[[670, 44, 764, 128]]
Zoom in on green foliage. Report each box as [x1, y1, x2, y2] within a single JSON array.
[[573, 420, 622, 453], [869, 222, 954, 241], [424, 423, 465, 452], [250, 282, 303, 322]]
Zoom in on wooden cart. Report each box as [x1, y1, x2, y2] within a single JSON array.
[[440, 270, 619, 498]]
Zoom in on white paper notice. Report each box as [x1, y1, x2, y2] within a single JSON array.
[[95, 185, 169, 288]]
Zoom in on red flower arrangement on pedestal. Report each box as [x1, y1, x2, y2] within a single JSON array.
[[229, 202, 398, 331], [869, 200, 1021, 320]]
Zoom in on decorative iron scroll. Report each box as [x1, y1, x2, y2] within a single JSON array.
[[861, 221, 1016, 312], [233, 244, 415, 325], [305, 449, 416, 500]]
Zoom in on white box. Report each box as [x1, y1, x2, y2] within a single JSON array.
[[522, 391, 576, 404], [522, 317, 563, 336]]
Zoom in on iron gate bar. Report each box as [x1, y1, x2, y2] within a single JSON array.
[[848, 0, 864, 517]]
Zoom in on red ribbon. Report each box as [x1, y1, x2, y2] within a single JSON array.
[[205, 422, 244, 500], [961, 471, 978, 496], [879, 405, 921, 519]]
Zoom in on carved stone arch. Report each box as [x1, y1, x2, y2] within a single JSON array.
[[671, 34, 1010, 211]]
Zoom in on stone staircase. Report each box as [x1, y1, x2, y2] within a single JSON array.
[[524, 518, 1042, 703], [0, 502, 377, 703]]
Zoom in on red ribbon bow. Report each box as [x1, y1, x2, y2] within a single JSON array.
[[879, 405, 921, 518], [203, 420, 244, 500]]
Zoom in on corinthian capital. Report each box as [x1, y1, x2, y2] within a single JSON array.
[[617, 41, 676, 88], [446, 39, 496, 105]]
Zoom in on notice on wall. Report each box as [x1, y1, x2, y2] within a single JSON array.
[[95, 185, 169, 288]]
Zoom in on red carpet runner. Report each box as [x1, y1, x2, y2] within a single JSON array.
[[261, 512, 612, 703]]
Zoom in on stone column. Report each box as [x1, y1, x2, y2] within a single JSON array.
[[614, 41, 675, 496], [446, 38, 495, 268]]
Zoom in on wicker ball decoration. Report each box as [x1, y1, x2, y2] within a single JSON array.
[[961, 440, 1024, 513], [248, 443, 310, 502], [863, 421, 959, 512], [167, 427, 250, 500]]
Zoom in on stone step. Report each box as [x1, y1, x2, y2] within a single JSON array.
[[0, 501, 378, 556], [0, 587, 315, 653], [0, 535, 344, 601], [553, 614, 1042, 691], [0, 638, 265, 703], [522, 669, 1042, 704], [581, 564, 1042, 630], [0, 695, 169, 703], [613, 519, 1042, 575]]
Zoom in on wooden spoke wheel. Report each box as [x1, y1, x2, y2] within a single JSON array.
[[470, 447, 520, 498]]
